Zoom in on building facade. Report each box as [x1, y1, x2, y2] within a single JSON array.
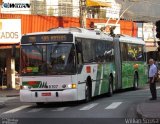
[[0, 0, 116, 18]]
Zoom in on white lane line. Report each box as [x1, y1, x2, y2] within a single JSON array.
[[3, 105, 31, 114], [51, 107, 69, 111], [105, 102, 122, 110], [79, 103, 98, 110], [28, 108, 43, 113]]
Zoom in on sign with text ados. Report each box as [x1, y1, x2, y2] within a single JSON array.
[[0, 19, 21, 44]]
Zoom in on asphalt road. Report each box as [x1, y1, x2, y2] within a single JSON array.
[[0, 85, 160, 124]]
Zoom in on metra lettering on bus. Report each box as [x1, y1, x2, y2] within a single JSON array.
[[0, 32, 18, 39]]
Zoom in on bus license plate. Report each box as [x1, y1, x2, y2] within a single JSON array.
[[42, 92, 51, 96]]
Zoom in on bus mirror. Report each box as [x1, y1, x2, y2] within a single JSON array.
[[76, 43, 82, 53], [111, 49, 114, 55]]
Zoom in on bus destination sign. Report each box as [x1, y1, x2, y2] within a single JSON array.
[[21, 34, 73, 44]]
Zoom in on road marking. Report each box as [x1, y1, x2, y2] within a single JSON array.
[[3, 105, 31, 114], [79, 103, 98, 110], [51, 107, 69, 111], [105, 102, 122, 109], [0, 97, 18, 102], [28, 108, 43, 113]]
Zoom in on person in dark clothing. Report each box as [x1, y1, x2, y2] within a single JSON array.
[[148, 59, 157, 100], [0, 68, 3, 85]]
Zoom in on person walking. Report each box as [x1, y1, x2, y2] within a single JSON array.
[[148, 58, 157, 100]]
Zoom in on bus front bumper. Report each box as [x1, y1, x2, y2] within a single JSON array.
[[20, 89, 78, 102]]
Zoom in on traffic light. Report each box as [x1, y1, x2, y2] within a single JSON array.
[[156, 20, 160, 39]]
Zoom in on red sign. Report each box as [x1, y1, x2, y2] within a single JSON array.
[[42, 92, 51, 96]]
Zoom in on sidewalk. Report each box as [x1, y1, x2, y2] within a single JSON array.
[[137, 98, 160, 119], [0, 88, 19, 108], [136, 82, 160, 120]]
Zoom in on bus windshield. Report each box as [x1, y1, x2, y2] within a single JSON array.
[[21, 43, 76, 75]]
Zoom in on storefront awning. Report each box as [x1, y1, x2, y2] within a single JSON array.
[[86, 0, 111, 7], [146, 46, 157, 52], [0, 43, 20, 49]]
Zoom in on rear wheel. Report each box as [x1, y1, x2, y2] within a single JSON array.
[[133, 73, 138, 90], [108, 76, 113, 96]]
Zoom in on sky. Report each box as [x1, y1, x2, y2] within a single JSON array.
[[115, 0, 160, 22]]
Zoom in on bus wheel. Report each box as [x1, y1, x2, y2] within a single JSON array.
[[133, 73, 138, 90], [85, 83, 91, 102], [36, 102, 44, 106], [108, 76, 113, 97]]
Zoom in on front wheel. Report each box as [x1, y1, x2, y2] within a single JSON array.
[[85, 83, 91, 102]]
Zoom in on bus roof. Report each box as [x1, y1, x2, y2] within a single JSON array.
[[118, 35, 145, 45], [23, 27, 113, 41]]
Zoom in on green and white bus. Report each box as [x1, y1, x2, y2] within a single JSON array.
[[20, 27, 147, 104]]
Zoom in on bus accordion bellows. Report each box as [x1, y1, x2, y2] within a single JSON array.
[[20, 27, 148, 105]]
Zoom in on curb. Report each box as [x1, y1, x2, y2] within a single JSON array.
[[136, 103, 160, 123], [136, 104, 144, 118], [0, 101, 5, 109], [0, 94, 19, 97], [5, 94, 19, 97]]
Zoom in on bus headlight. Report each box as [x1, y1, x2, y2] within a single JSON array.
[[20, 85, 31, 90], [72, 84, 76, 89], [67, 84, 77, 89]]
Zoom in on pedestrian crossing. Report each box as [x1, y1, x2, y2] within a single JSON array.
[[27, 108, 43, 113], [105, 102, 122, 110], [79, 103, 98, 110], [1, 101, 123, 114], [51, 107, 69, 111], [3, 105, 32, 114]]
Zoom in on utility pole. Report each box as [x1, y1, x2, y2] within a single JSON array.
[[80, 0, 86, 28]]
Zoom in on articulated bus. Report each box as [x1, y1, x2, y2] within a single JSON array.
[[20, 27, 147, 105]]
